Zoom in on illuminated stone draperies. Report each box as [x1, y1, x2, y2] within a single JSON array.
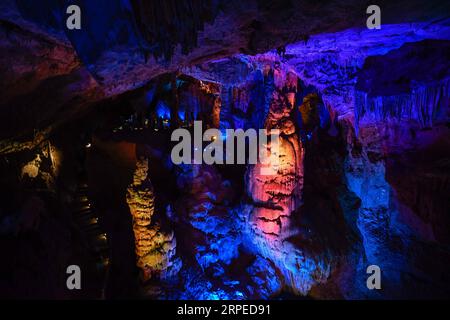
[[245, 68, 330, 295]]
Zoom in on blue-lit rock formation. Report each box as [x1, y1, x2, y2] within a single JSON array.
[[355, 40, 450, 131], [172, 22, 450, 298], [242, 69, 331, 296]]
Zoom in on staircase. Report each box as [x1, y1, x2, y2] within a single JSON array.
[[71, 181, 110, 299]]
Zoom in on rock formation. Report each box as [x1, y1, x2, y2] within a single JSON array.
[[244, 68, 330, 295], [127, 157, 181, 282]]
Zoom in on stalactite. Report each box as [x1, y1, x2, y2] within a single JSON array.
[[170, 74, 181, 129], [219, 86, 232, 129], [130, 0, 220, 61], [211, 95, 221, 128], [355, 79, 450, 130]]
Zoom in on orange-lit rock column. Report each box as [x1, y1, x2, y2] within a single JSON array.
[[126, 157, 180, 282]]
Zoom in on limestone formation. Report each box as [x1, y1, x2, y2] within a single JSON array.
[[245, 69, 330, 295]]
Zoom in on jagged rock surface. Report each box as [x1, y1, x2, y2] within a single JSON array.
[[127, 158, 181, 282]]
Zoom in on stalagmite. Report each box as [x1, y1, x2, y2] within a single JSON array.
[[127, 157, 181, 282], [244, 69, 330, 295]]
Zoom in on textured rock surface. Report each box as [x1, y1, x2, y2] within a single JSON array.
[[2, 0, 450, 139], [175, 164, 240, 269], [172, 163, 245, 299], [127, 157, 181, 282], [285, 21, 450, 123], [242, 67, 333, 295], [179, 29, 450, 298], [2, 0, 450, 300]]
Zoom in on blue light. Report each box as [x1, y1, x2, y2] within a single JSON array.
[[156, 101, 171, 119], [206, 293, 220, 300]]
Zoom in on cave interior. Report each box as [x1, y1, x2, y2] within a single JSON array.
[[1, 0, 450, 300]]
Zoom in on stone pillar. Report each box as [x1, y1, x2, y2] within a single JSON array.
[[126, 157, 181, 282]]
